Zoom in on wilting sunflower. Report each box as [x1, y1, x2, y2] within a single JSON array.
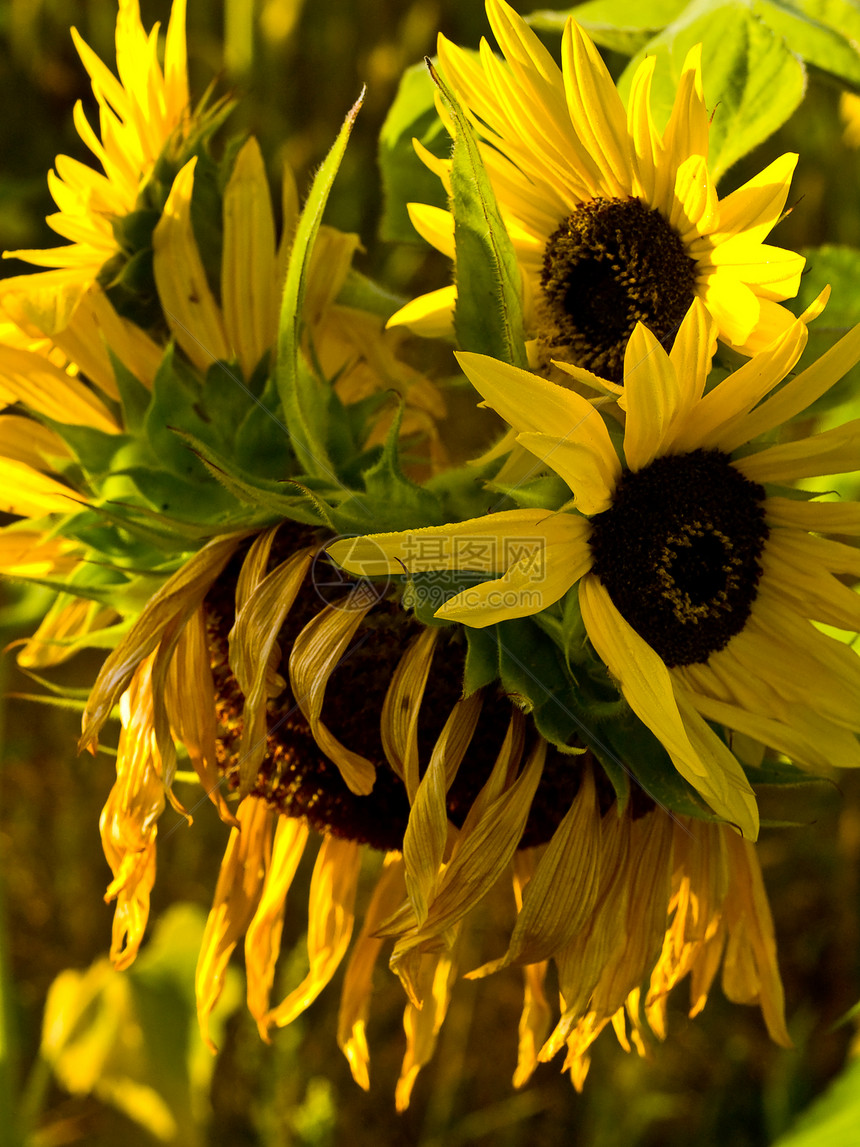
[[392, 0, 805, 380], [77, 518, 790, 1102], [151, 137, 446, 461], [330, 298, 860, 839], [3, 0, 194, 327]]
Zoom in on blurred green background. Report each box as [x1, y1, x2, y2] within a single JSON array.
[[1, 1, 860, 1144]]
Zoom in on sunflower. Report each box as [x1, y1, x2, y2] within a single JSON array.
[[151, 138, 446, 464], [2, 0, 191, 325], [391, 0, 805, 381], [330, 298, 860, 840], [77, 519, 790, 1101]]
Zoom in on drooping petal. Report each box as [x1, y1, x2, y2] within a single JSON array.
[[721, 831, 791, 1047], [164, 607, 237, 827], [338, 855, 407, 1091], [81, 533, 243, 751], [265, 835, 362, 1030], [229, 547, 314, 795], [288, 598, 378, 795], [471, 766, 601, 972], [381, 626, 440, 799], [396, 948, 458, 1112], [196, 798, 274, 1050], [402, 692, 484, 926], [245, 817, 310, 1037]]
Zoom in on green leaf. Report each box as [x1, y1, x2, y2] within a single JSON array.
[[40, 420, 130, 484], [497, 618, 593, 749], [109, 355, 152, 435], [336, 268, 407, 321], [274, 92, 364, 481], [771, 1054, 860, 1147], [378, 60, 450, 243], [116, 465, 236, 522], [752, 0, 860, 90], [359, 403, 443, 531], [463, 627, 500, 698], [528, 0, 688, 53], [429, 60, 529, 369], [619, 2, 806, 181], [743, 760, 834, 787], [488, 475, 571, 512]]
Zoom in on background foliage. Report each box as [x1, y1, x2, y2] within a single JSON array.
[[1, 0, 860, 1144]]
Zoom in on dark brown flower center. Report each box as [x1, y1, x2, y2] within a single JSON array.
[[588, 450, 769, 667], [204, 530, 614, 851], [539, 197, 698, 383]]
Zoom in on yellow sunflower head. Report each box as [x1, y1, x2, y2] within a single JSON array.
[[391, 0, 805, 380], [330, 296, 860, 840], [5, 0, 190, 286]]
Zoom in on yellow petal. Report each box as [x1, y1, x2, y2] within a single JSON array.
[[245, 817, 310, 1037], [81, 533, 243, 751], [579, 576, 758, 838], [0, 416, 70, 471], [152, 158, 230, 371], [0, 342, 118, 431], [627, 55, 658, 202], [0, 457, 84, 518], [699, 272, 761, 348], [386, 285, 457, 337], [396, 948, 458, 1112], [229, 547, 314, 796], [670, 153, 717, 236], [710, 153, 798, 246], [736, 318, 860, 441], [765, 496, 860, 535], [0, 528, 79, 578], [327, 508, 564, 577], [436, 511, 593, 627], [164, 607, 237, 827], [514, 431, 618, 515], [196, 798, 274, 1050], [736, 419, 860, 484], [266, 835, 362, 1030], [456, 350, 617, 450], [222, 137, 278, 379], [337, 855, 407, 1091], [618, 323, 682, 471], [666, 296, 717, 416], [402, 692, 483, 924], [380, 626, 440, 800], [669, 316, 807, 454], [288, 599, 377, 795], [561, 20, 631, 197]]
